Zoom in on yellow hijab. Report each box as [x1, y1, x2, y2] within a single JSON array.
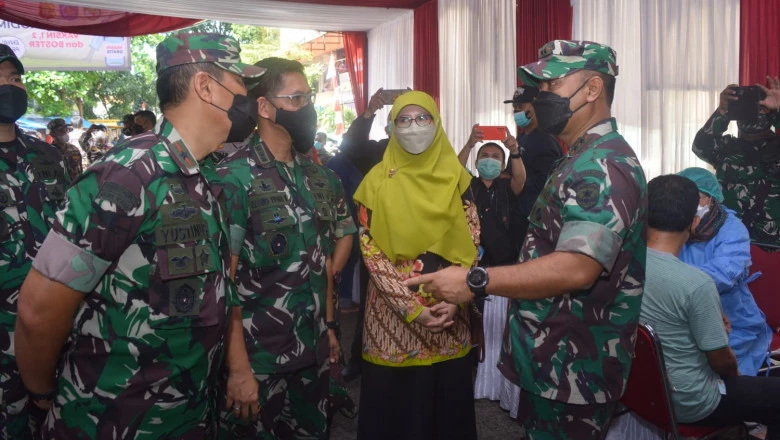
[[353, 91, 476, 266]]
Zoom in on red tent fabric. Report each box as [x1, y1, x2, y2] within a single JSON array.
[[0, 1, 200, 37], [413, 0, 439, 104], [739, 0, 780, 86], [515, 0, 572, 85], [343, 31, 368, 115]]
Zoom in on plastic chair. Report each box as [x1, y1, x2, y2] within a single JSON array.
[[620, 322, 739, 440]]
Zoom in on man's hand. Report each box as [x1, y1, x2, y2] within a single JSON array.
[[364, 89, 394, 118], [225, 368, 260, 421], [328, 329, 340, 364], [464, 124, 485, 150], [503, 133, 520, 156], [759, 76, 780, 112], [718, 84, 738, 116], [426, 302, 458, 333], [404, 266, 473, 305]]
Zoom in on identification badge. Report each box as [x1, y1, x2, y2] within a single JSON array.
[[168, 279, 201, 317]]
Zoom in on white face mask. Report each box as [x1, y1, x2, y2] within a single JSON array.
[[394, 123, 436, 155], [696, 204, 710, 219], [55, 134, 70, 144]]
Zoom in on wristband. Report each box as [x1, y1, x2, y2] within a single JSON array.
[[509, 151, 522, 159], [326, 320, 340, 330]]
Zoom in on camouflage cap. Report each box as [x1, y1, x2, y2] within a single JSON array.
[[0, 43, 24, 74], [156, 33, 265, 78], [47, 118, 71, 131], [503, 86, 538, 104], [518, 40, 618, 87]]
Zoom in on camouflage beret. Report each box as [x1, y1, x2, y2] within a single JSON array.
[[156, 33, 265, 79], [0, 43, 24, 74], [518, 40, 618, 87], [503, 86, 538, 104]]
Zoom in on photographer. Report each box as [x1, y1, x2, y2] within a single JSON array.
[[692, 78, 780, 247]]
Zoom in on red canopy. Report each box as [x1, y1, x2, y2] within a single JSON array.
[[0, 1, 200, 37]]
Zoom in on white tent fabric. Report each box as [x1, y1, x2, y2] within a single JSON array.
[[572, 0, 740, 178], [366, 11, 415, 140], [47, 0, 412, 32], [438, 0, 517, 170]]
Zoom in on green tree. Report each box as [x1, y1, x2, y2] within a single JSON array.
[[23, 21, 322, 119]]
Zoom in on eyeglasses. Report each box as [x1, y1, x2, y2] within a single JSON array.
[[395, 114, 434, 128], [267, 92, 317, 107]]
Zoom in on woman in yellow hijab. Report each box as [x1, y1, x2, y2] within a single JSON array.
[[353, 90, 479, 440]]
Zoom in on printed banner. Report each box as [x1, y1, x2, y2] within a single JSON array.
[[0, 20, 130, 71]]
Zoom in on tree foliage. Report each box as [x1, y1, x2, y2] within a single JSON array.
[[24, 21, 319, 119]]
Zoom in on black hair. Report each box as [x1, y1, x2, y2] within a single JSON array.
[[648, 175, 699, 232], [595, 72, 615, 107], [476, 142, 506, 164], [246, 57, 305, 100], [135, 110, 157, 126], [157, 62, 226, 112]]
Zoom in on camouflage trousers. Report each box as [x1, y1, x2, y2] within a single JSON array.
[[0, 362, 32, 440], [517, 390, 617, 440], [218, 363, 329, 440]]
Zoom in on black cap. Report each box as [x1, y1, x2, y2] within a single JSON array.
[[0, 44, 24, 74], [47, 118, 71, 131], [503, 86, 538, 104]]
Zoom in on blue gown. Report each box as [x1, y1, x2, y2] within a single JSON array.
[[680, 209, 772, 376]]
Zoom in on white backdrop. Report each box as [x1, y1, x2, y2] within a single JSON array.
[[438, 0, 517, 170], [366, 11, 415, 140], [572, 0, 740, 178]]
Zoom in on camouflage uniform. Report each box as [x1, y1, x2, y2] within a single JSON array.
[[692, 110, 780, 247], [499, 41, 648, 440], [214, 133, 356, 439], [57, 141, 83, 181], [0, 127, 69, 440], [27, 33, 264, 439]]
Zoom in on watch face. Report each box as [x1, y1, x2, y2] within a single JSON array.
[[469, 269, 487, 287]]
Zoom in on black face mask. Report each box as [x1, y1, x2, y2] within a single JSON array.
[[0, 85, 28, 124], [533, 79, 590, 135], [272, 103, 318, 154], [208, 77, 258, 143]]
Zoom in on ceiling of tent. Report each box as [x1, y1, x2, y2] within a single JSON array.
[[36, 0, 420, 32]]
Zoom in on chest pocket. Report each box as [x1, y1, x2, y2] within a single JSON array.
[[31, 156, 66, 203], [247, 177, 299, 264], [150, 200, 221, 329]]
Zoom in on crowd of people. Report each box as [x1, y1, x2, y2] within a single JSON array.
[[0, 29, 779, 440]]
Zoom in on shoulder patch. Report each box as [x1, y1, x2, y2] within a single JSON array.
[[574, 182, 600, 210], [96, 181, 140, 212]]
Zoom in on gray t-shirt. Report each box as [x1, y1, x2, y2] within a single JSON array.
[[641, 248, 729, 422]]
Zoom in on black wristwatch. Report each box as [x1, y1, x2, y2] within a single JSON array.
[[326, 320, 340, 330], [28, 389, 56, 402], [333, 271, 342, 286], [466, 267, 489, 299], [509, 150, 522, 159]]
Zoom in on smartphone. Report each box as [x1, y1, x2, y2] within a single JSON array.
[[477, 125, 508, 141], [726, 86, 767, 121], [381, 88, 409, 103]]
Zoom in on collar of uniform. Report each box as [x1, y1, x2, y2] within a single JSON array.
[[157, 118, 200, 176], [568, 117, 617, 156], [249, 132, 276, 169]]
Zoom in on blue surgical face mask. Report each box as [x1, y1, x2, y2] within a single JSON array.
[[314, 140, 323, 150], [514, 111, 531, 128], [477, 157, 503, 180]]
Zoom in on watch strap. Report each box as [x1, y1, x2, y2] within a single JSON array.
[[28, 389, 56, 402]]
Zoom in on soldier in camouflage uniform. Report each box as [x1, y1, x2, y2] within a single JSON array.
[[410, 40, 647, 440], [13, 33, 264, 439], [0, 43, 70, 440], [215, 57, 355, 439], [693, 81, 780, 247], [47, 118, 83, 181]]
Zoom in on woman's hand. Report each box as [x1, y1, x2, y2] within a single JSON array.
[[426, 302, 458, 333], [225, 368, 260, 421]]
